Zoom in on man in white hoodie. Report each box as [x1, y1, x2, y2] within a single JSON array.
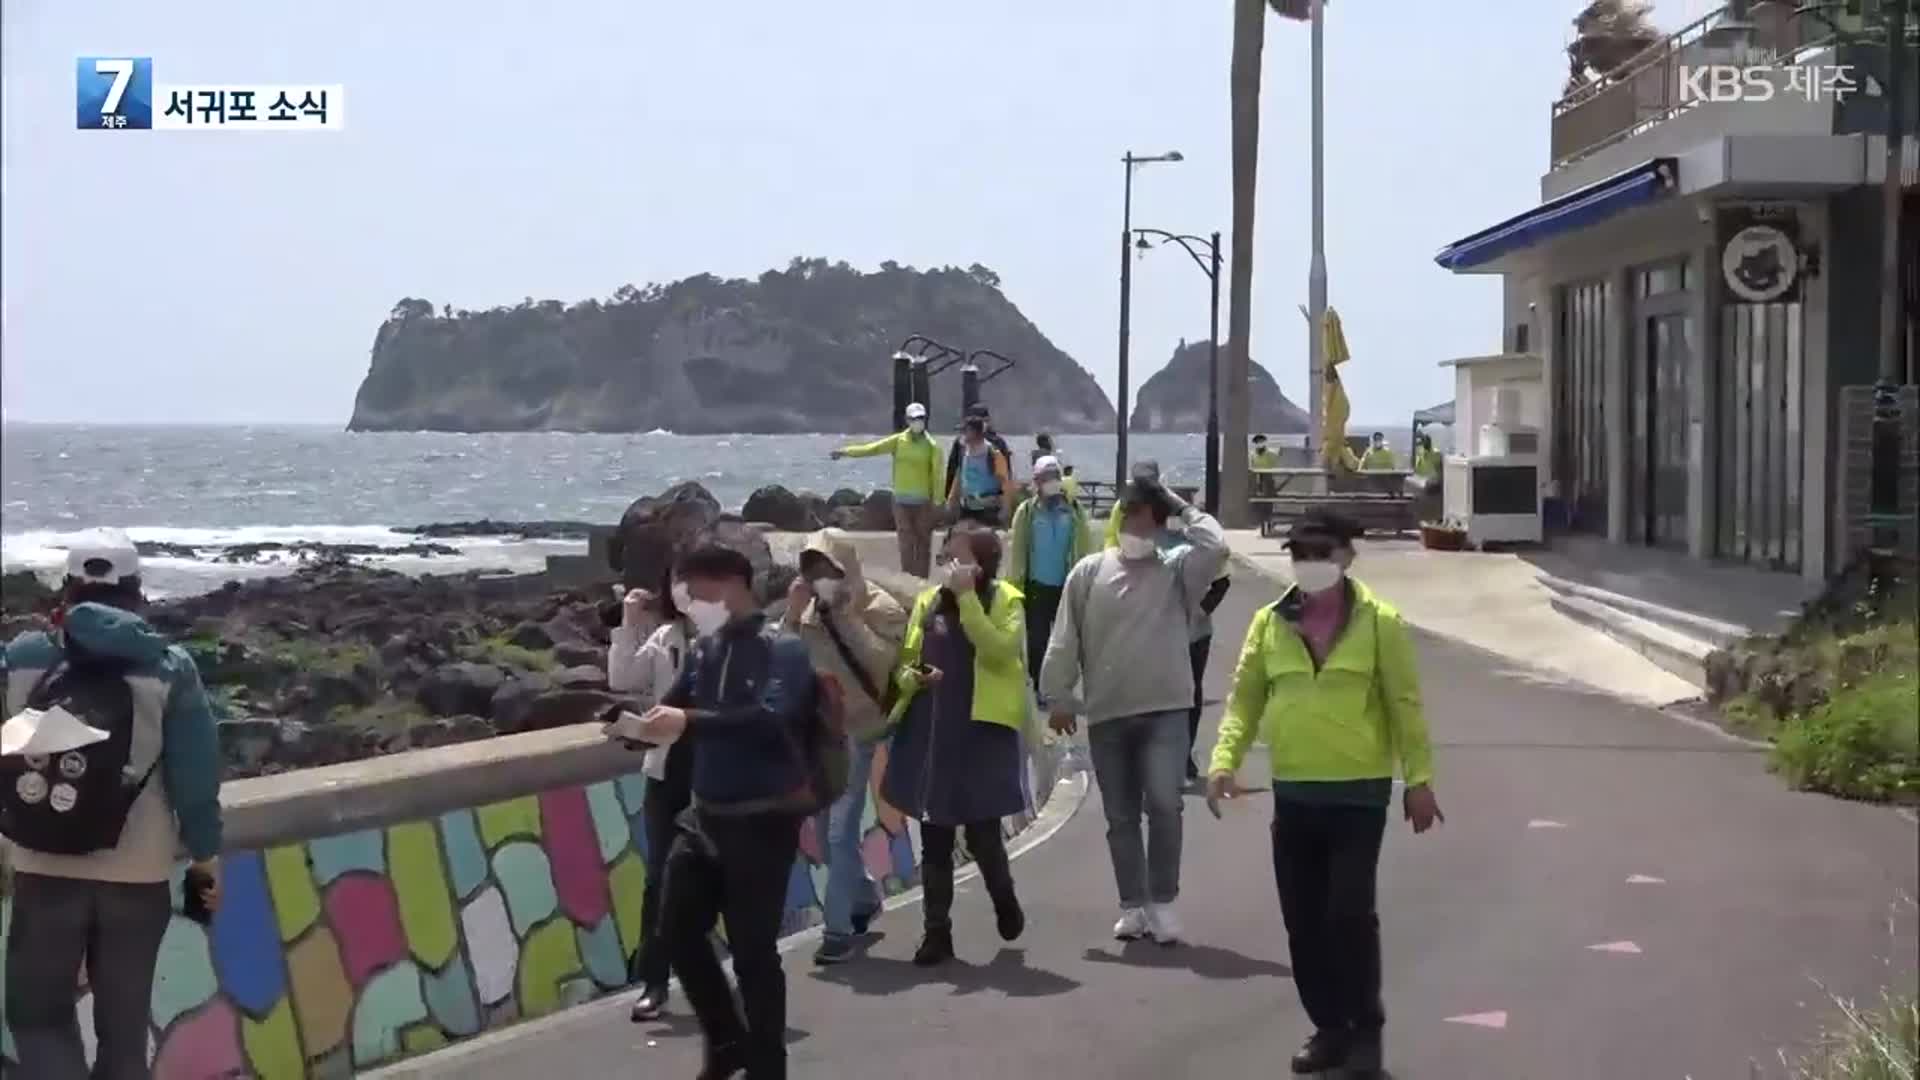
[[1040, 477, 1226, 946]]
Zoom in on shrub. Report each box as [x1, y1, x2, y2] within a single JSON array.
[[1770, 669, 1920, 802], [461, 635, 556, 673], [1787, 990, 1918, 1080]]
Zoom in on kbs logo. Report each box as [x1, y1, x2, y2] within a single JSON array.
[[76, 57, 153, 129], [1677, 64, 1859, 104]]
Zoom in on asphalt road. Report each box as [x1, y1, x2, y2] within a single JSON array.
[[389, 569, 1919, 1080]]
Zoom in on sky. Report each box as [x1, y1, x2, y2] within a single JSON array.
[[1, 1, 1716, 428]]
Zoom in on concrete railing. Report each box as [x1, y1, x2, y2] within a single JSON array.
[[0, 722, 1066, 1077]]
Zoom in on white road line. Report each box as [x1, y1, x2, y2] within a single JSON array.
[[1444, 1011, 1509, 1030]]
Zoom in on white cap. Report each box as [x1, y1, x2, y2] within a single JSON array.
[[904, 402, 928, 420], [64, 529, 140, 585], [1, 705, 111, 757], [1033, 455, 1062, 476]]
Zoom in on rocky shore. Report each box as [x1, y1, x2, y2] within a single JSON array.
[[0, 481, 876, 781]]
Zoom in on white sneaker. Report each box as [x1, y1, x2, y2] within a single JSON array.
[[1146, 903, 1184, 946], [1113, 907, 1150, 941]]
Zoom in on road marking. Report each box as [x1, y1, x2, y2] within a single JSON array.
[[1586, 940, 1643, 954], [1626, 874, 1665, 884], [1445, 1011, 1509, 1030], [1526, 819, 1568, 829]]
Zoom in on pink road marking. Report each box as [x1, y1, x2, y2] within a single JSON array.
[[1526, 819, 1567, 829], [1586, 940, 1643, 954], [1445, 1011, 1509, 1030]]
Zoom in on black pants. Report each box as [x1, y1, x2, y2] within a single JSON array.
[[1186, 635, 1212, 776], [1270, 800, 1389, 1036], [633, 778, 689, 988], [1023, 582, 1064, 692], [664, 810, 802, 1078], [6, 872, 173, 1080], [920, 820, 1017, 931]]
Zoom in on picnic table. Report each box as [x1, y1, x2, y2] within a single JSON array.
[[1251, 467, 1418, 538]]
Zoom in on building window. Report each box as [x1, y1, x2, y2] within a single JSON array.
[[1635, 259, 1689, 298]]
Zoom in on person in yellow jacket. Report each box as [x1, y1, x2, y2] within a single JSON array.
[[881, 523, 1028, 966], [831, 402, 943, 577], [1205, 509, 1441, 1079], [1358, 431, 1398, 471]]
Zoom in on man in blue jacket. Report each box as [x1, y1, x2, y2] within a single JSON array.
[[3, 531, 224, 1080], [629, 544, 819, 1080]]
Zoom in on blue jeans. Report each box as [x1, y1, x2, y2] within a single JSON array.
[[818, 737, 882, 938], [1087, 710, 1188, 907]]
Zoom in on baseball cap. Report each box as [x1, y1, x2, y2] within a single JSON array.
[[64, 529, 140, 585], [905, 402, 928, 420], [1033, 455, 1062, 476], [1284, 508, 1363, 550], [965, 402, 990, 419]]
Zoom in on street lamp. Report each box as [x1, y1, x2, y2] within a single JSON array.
[[1134, 228, 1224, 514], [1117, 150, 1185, 488]]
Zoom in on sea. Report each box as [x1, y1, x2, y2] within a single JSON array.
[[1, 425, 1413, 598]]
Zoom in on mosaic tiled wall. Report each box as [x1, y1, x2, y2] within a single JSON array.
[[0, 740, 1060, 1078]]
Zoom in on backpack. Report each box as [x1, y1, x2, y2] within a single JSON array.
[[0, 659, 156, 856], [799, 670, 852, 812]]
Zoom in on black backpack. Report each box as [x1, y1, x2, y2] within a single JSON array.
[[0, 658, 156, 856]]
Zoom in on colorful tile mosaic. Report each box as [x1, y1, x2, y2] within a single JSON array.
[[0, 739, 1060, 1076]]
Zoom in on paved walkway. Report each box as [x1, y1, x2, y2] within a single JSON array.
[[383, 566, 1917, 1079]]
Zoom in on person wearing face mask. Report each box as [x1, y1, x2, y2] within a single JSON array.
[[627, 545, 821, 1080], [1205, 509, 1440, 1079], [782, 530, 909, 965], [1006, 456, 1094, 697], [1360, 431, 1397, 471], [881, 524, 1028, 966], [831, 402, 944, 578], [602, 569, 698, 1021], [1042, 474, 1226, 947], [945, 416, 1013, 526]]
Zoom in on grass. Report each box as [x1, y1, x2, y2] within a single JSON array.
[[459, 634, 557, 673], [1770, 669, 1920, 803], [1785, 990, 1919, 1080], [327, 699, 431, 734], [268, 638, 374, 677]]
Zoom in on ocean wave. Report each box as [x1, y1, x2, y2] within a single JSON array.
[[0, 524, 580, 573]]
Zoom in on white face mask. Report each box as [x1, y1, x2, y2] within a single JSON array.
[[685, 599, 730, 635], [670, 581, 693, 614], [1117, 534, 1158, 561], [1291, 560, 1345, 594], [1038, 479, 1062, 497], [908, 420, 926, 434], [813, 578, 843, 605]]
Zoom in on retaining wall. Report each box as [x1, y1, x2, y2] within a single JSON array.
[[0, 722, 1063, 1078]]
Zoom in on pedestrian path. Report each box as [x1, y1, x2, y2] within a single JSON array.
[[380, 572, 1918, 1079]]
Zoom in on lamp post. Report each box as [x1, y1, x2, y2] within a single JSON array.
[[1306, 0, 1328, 461], [1117, 150, 1185, 488], [1870, 0, 1911, 598], [1134, 228, 1225, 513]]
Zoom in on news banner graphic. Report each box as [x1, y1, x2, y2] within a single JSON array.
[[76, 57, 344, 131]]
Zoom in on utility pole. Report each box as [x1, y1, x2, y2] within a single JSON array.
[[1869, 0, 1911, 597], [1307, 0, 1329, 461]]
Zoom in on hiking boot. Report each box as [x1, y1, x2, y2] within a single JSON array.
[[1145, 903, 1184, 946], [912, 927, 955, 967], [994, 895, 1026, 942], [1289, 1030, 1349, 1075], [627, 983, 668, 1022], [813, 933, 857, 966], [1113, 907, 1150, 941], [1345, 1031, 1384, 1078]]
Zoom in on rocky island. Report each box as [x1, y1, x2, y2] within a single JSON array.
[[349, 259, 1117, 435], [1128, 338, 1309, 434]]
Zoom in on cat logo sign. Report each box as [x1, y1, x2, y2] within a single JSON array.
[[1721, 224, 1799, 304]]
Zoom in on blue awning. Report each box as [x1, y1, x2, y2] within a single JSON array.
[[1433, 158, 1677, 271]]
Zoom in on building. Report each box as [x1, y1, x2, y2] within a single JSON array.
[[1435, 0, 1916, 584]]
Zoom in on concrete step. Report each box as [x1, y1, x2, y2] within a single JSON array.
[[1546, 591, 1717, 690], [1536, 574, 1752, 650]]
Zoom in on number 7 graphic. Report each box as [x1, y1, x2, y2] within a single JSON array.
[[95, 59, 134, 114]]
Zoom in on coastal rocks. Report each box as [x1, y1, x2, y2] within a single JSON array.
[[742, 485, 822, 532], [1, 569, 55, 616], [860, 490, 896, 531], [417, 663, 508, 718], [406, 521, 597, 540], [610, 482, 723, 591], [512, 689, 622, 734], [489, 674, 555, 732]]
